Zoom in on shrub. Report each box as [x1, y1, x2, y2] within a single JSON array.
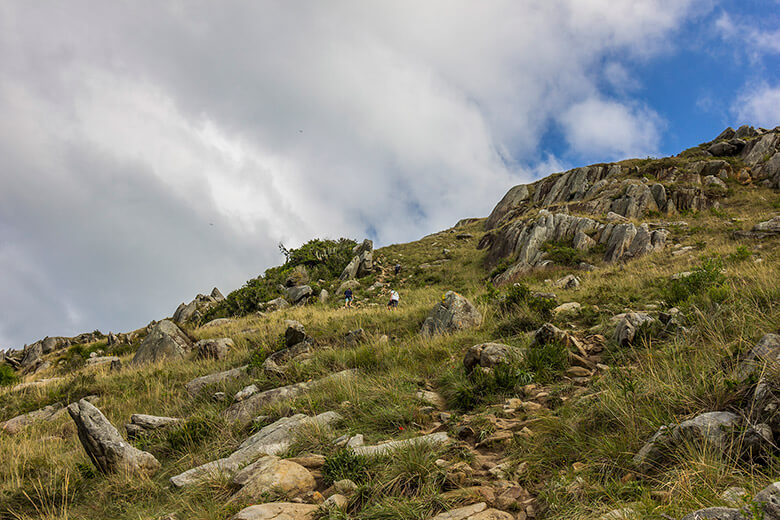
[[323, 449, 372, 485], [164, 416, 218, 455], [440, 357, 533, 411], [524, 341, 569, 383], [0, 364, 17, 387], [664, 257, 726, 304], [541, 241, 585, 266]]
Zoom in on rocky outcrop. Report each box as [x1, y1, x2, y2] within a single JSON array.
[[194, 338, 234, 361], [285, 285, 312, 305], [480, 210, 669, 283], [613, 312, 658, 347], [340, 239, 374, 280], [131, 320, 193, 365], [263, 341, 312, 376], [463, 343, 522, 373], [173, 287, 225, 324], [68, 399, 160, 476], [421, 292, 482, 336], [224, 370, 354, 425], [186, 365, 249, 396], [232, 503, 318, 520], [734, 216, 780, 239], [261, 297, 291, 312], [170, 412, 339, 488]]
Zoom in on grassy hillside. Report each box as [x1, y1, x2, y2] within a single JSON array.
[[1, 146, 779, 520]]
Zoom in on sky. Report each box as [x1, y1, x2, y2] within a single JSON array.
[[0, 1, 778, 350]]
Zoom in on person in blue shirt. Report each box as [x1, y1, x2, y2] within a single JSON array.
[[344, 288, 354, 308]]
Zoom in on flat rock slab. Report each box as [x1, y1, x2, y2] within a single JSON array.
[[232, 503, 318, 520], [224, 370, 355, 425], [231, 456, 315, 502], [186, 365, 248, 396], [431, 503, 514, 520], [170, 411, 340, 488], [352, 431, 451, 457], [1, 403, 63, 435]]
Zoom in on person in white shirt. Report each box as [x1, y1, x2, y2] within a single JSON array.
[[387, 289, 400, 310]]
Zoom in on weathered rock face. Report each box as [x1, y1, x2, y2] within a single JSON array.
[[67, 399, 160, 476], [480, 210, 669, 283], [340, 239, 374, 280], [186, 365, 249, 396], [170, 412, 340, 488], [231, 456, 315, 502], [421, 292, 482, 337], [463, 343, 522, 373], [125, 414, 182, 439], [262, 297, 291, 312], [131, 320, 193, 365], [284, 320, 307, 347], [194, 338, 234, 361], [232, 503, 318, 520]]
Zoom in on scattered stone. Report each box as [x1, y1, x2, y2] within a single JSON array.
[[68, 399, 160, 476], [262, 298, 291, 312], [463, 343, 522, 373], [202, 318, 232, 328], [421, 291, 482, 337], [85, 355, 120, 367], [334, 479, 358, 495], [553, 275, 581, 289], [131, 320, 193, 365], [553, 302, 581, 315], [1, 403, 64, 435], [195, 338, 234, 361], [234, 385, 260, 402], [431, 503, 513, 520], [720, 487, 748, 507], [324, 494, 348, 509], [286, 285, 313, 305], [416, 390, 447, 409], [125, 414, 182, 439], [344, 328, 367, 345], [284, 321, 307, 347], [737, 333, 780, 380], [613, 312, 657, 347]]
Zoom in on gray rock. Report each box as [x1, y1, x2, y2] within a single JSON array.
[[125, 414, 182, 438], [463, 343, 522, 373], [85, 355, 120, 367], [754, 216, 780, 234], [263, 341, 313, 376], [195, 338, 234, 361], [285, 285, 312, 304], [737, 333, 780, 380], [681, 507, 743, 520], [284, 320, 307, 347], [553, 274, 580, 289], [68, 399, 160, 476], [224, 370, 354, 425], [704, 175, 727, 190], [211, 287, 225, 301], [231, 456, 315, 502], [170, 412, 340, 488], [750, 481, 780, 520], [421, 291, 482, 337], [173, 292, 220, 324], [352, 432, 451, 456], [262, 297, 290, 312], [234, 384, 260, 402], [319, 289, 329, 304], [131, 320, 193, 365], [344, 328, 367, 345], [715, 127, 736, 140], [613, 312, 657, 347], [0, 403, 64, 435], [337, 280, 360, 295], [202, 318, 233, 328], [486, 184, 531, 229], [186, 365, 249, 396]]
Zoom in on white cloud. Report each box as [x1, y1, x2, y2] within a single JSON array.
[[559, 98, 663, 159], [734, 83, 780, 128], [716, 12, 780, 57], [0, 1, 702, 347]]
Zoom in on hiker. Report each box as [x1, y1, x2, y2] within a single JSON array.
[[394, 263, 401, 276], [387, 289, 399, 310], [344, 288, 354, 308]]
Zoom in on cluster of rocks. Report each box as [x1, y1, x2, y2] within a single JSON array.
[[173, 287, 225, 324], [734, 215, 780, 240], [707, 126, 780, 188], [124, 414, 181, 439], [262, 320, 313, 376], [479, 210, 669, 284]]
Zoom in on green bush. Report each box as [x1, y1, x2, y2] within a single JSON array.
[[0, 364, 17, 387], [541, 241, 585, 266], [323, 449, 372, 485], [440, 357, 533, 411], [664, 257, 726, 304], [164, 416, 218, 455], [524, 341, 569, 383]]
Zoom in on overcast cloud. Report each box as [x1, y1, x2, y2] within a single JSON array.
[[0, 0, 721, 348]]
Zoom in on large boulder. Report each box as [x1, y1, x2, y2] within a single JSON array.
[[1, 403, 64, 435], [67, 399, 160, 476], [232, 503, 318, 520], [131, 320, 193, 365], [285, 285, 312, 305], [463, 343, 522, 373], [231, 456, 315, 502], [340, 240, 374, 280], [421, 291, 482, 337], [173, 289, 223, 324], [284, 320, 307, 347], [262, 297, 291, 312]]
